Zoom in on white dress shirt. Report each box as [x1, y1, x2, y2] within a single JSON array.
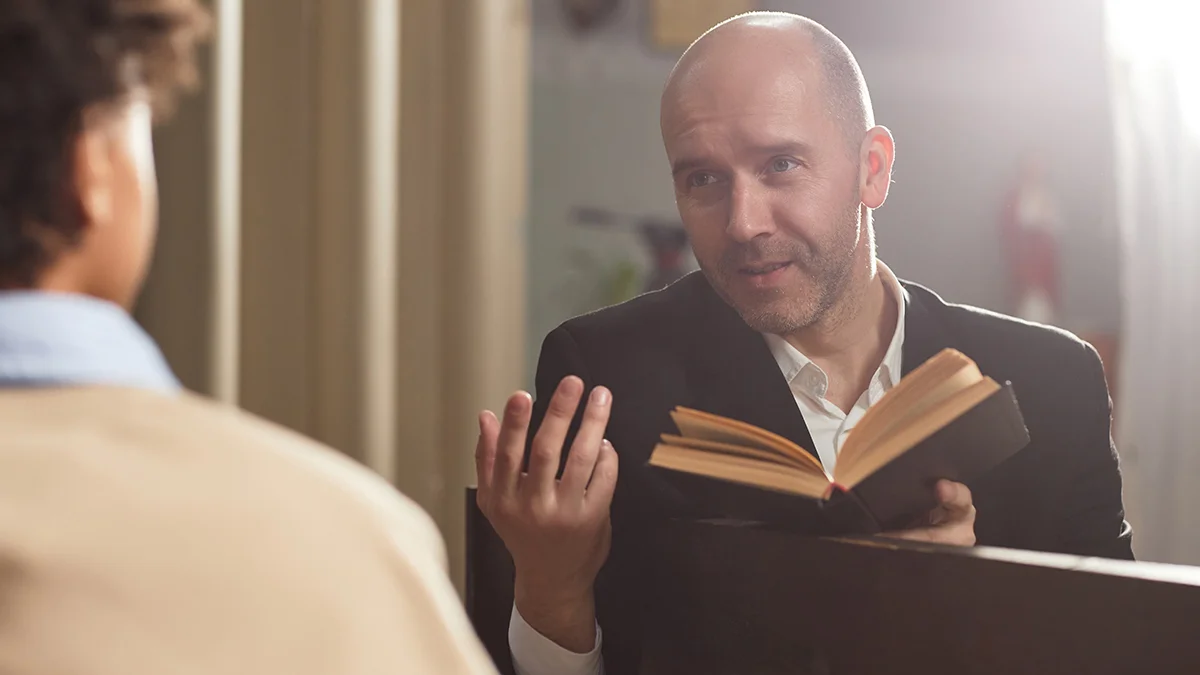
[[762, 264, 906, 475], [509, 264, 907, 675]]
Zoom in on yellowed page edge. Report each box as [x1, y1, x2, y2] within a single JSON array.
[[671, 407, 821, 469], [834, 378, 1000, 488], [650, 443, 832, 498], [838, 349, 980, 466], [658, 433, 824, 473]]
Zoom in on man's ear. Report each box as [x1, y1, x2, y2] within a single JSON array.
[[859, 125, 895, 210], [72, 116, 116, 230]]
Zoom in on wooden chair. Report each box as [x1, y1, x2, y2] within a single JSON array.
[[464, 487, 517, 675]]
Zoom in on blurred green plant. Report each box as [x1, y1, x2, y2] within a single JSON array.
[[552, 248, 644, 317], [602, 259, 642, 306]]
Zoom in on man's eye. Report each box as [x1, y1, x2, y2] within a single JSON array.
[[688, 172, 718, 188], [770, 158, 801, 173]]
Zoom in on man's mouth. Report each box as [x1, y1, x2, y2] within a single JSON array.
[[739, 261, 792, 276]]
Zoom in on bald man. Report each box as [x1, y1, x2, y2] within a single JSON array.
[[475, 12, 1132, 675]]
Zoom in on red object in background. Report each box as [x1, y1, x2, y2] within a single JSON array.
[[1001, 158, 1121, 421], [1000, 155, 1063, 325]]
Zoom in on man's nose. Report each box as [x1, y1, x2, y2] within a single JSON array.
[[725, 180, 776, 243]]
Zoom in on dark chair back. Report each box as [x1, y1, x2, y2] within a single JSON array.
[[465, 487, 517, 675]]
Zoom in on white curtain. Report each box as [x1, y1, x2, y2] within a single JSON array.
[[1108, 0, 1200, 565]]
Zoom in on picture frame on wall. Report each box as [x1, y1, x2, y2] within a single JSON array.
[[647, 0, 759, 51], [559, 0, 623, 34]]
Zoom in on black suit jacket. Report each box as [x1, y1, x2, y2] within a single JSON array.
[[526, 271, 1133, 674]]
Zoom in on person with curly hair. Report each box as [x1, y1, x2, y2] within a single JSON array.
[[0, 3, 497, 673]]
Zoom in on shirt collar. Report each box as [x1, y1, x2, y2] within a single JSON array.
[[877, 262, 906, 388], [763, 261, 906, 397], [0, 291, 180, 392]]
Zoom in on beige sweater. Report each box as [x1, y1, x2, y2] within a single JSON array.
[[0, 387, 496, 674]]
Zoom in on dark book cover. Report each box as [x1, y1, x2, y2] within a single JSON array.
[[849, 381, 1030, 530], [649, 382, 1030, 534]]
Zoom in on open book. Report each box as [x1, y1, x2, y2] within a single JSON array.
[[649, 348, 1030, 530]]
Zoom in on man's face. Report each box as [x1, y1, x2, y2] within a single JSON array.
[[662, 58, 867, 336]]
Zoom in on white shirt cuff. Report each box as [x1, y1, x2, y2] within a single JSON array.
[[508, 602, 603, 675]]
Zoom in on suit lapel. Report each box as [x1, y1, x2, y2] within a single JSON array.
[[680, 277, 957, 454], [664, 275, 960, 527], [900, 281, 958, 376], [682, 275, 818, 463]]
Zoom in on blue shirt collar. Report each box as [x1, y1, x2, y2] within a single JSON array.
[[0, 291, 180, 392]]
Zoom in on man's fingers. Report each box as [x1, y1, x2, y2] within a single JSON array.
[[881, 481, 977, 546], [492, 392, 533, 497], [584, 439, 620, 510], [881, 525, 931, 544], [560, 386, 613, 495], [927, 506, 947, 527], [528, 376, 585, 491], [884, 519, 971, 546], [936, 480, 974, 519], [475, 410, 499, 496]]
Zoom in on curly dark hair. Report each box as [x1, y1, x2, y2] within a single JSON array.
[[0, 0, 210, 288]]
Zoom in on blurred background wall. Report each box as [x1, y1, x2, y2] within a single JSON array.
[[137, 0, 529, 590]]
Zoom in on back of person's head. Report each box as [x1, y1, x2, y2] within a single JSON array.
[[0, 0, 209, 308]]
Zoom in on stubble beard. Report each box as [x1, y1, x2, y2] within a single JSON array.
[[702, 206, 865, 337]]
